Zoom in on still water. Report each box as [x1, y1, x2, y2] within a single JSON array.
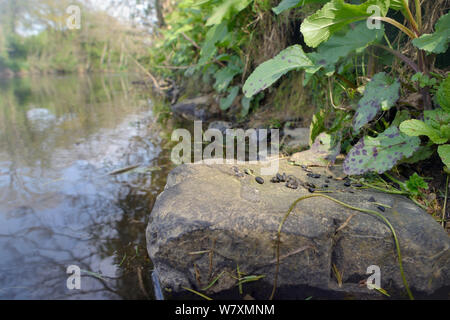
[[0, 74, 173, 299]]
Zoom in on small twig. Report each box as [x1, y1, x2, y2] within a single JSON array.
[[153, 64, 194, 70], [136, 267, 150, 299], [182, 287, 213, 300], [128, 53, 161, 92], [208, 238, 216, 280], [442, 175, 449, 227], [335, 213, 357, 233], [269, 245, 314, 264], [180, 31, 201, 50], [372, 44, 420, 73]]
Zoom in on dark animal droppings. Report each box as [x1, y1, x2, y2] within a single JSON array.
[[305, 182, 316, 189], [286, 181, 298, 189], [255, 177, 264, 184], [368, 196, 376, 202], [254, 176, 265, 185], [344, 181, 351, 187], [308, 187, 315, 193], [377, 205, 385, 212]]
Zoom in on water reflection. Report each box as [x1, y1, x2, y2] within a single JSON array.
[[0, 74, 173, 299]]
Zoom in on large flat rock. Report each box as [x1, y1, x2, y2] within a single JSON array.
[[146, 160, 450, 299]]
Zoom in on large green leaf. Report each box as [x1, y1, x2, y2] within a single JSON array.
[[412, 12, 450, 54], [343, 126, 420, 175], [400, 108, 450, 145], [438, 144, 450, 168], [307, 22, 384, 77], [272, 0, 329, 15], [243, 45, 313, 98], [352, 72, 400, 132], [300, 0, 389, 48], [436, 75, 450, 112], [206, 0, 253, 26], [399, 119, 447, 144]]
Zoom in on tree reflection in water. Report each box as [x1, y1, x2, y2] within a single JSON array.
[[0, 74, 174, 299]]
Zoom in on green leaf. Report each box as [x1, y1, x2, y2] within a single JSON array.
[[219, 86, 239, 110], [241, 96, 251, 116], [199, 22, 228, 64], [353, 72, 400, 132], [243, 45, 313, 98], [401, 145, 435, 164], [412, 12, 450, 54], [272, 0, 329, 15], [214, 57, 242, 92], [436, 75, 450, 112], [309, 109, 326, 146], [399, 119, 448, 144], [438, 144, 450, 168], [389, 0, 405, 11], [411, 72, 437, 88], [307, 22, 385, 77], [343, 126, 420, 175], [206, 0, 253, 26], [424, 109, 450, 132], [405, 173, 428, 196], [391, 109, 411, 127], [300, 0, 389, 48]]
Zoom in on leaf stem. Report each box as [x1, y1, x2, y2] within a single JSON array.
[[401, 0, 419, 35], [414, 0, 422, 32], [370, 17, 416, 39], [372, 44, 420, 73]]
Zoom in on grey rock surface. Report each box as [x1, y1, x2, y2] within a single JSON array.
[[207, 121, 232, 135], [171, 96, 218, 121], [146, 160, 450, 299], [283, 125, 310, 149]]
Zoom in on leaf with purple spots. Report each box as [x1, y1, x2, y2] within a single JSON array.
[[243, 45, 313, 98], [352, 72, 400, 132], [343, 126, 420, 175]]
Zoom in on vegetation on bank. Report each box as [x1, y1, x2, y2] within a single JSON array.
[[146, 0, 449, 221], [0, 0, 448, 220]]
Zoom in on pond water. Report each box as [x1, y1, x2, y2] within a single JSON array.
[[0, 74, 174, 299]]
